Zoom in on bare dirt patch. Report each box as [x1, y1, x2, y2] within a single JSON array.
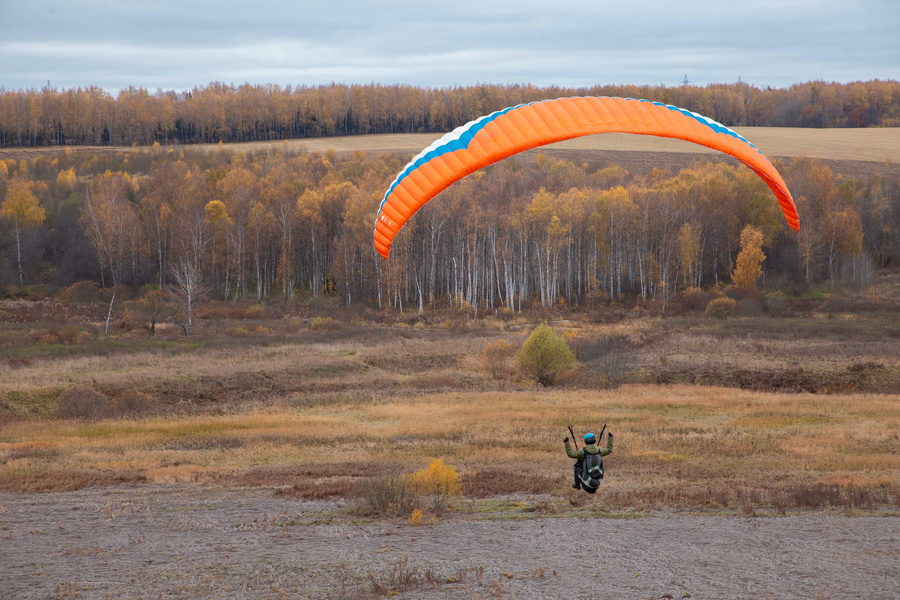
[[0, 486, 897, 599]]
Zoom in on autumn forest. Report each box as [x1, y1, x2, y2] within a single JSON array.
[[1, 128, 898, 320], [2, 79, 900, 148]]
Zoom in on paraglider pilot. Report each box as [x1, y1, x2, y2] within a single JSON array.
[[565, 431, 613, 493]]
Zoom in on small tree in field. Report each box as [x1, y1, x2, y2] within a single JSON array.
[[732, 225, 766, 292], [409, 458, 462, 517], [517, 323, 577, 386], [130, 289, 166, 335], [482, 338, 513, 380]]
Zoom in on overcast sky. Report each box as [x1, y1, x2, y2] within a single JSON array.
[[2, 0, 898, 93]]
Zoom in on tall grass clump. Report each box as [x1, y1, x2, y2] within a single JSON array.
[[355, 471, 420, 517], [355, 459, 461, 518]]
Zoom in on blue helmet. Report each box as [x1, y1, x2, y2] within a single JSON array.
[[583, 433, 596, 444]]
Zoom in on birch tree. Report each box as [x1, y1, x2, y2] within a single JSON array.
[[0, 177, 45, 286]]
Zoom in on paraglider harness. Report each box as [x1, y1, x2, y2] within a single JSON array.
[[569, 423, 606, 494]]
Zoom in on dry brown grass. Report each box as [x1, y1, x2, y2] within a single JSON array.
[[2, 384, 898, 511], [2, 303, 899, 511], [3, 127, 899, 164]]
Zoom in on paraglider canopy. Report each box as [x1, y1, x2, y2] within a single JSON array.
[[374, 96, 798, 259]]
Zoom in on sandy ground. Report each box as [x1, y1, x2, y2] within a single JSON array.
[[1, 486, 897, 600]]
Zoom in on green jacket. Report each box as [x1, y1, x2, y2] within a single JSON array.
[[565, 434, 613, 460]]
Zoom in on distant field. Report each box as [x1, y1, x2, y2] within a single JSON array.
[[4, 127, 900, 164], [201, 127, 900, 164]]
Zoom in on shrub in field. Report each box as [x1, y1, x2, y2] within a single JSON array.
[[116, 390, 157, 416], [38, 333, 59, 345], [722, 284, 743, 301], [118, 308, 136, 332], [58, 326, 83, 345], [517, 323, 577, 386], [310, 316, 341, 331], [245, 304, 265, 319], [355, 472, 420, 517], [355, 459, 462, 518], [738, 298, 764, 317], [56, 280, 102, 304], [679, 287, 712, 312], [705, 297, 737, 319], [765, 290, 790, 315], [57, 386, 118, 420], [481, 338, 513, 380], [409, 458, 462, 517]]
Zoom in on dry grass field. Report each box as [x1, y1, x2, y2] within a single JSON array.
[[3, 126, 900, 165], [2, 289, 899, 514], [2, 384, 898, 513], [3, 288, 900, 598]]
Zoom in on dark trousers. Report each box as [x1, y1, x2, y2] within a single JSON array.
[[574, 459, 598, 494]]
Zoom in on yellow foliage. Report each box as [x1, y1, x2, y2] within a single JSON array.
[[732, 225, 765, 291], [1, 178, 46, 227], [39, 333, 59, 346], [407, 508, 434, 525], [56, 167, 77, 190], [410, 458, 462, 498], [481, 338, 512, 380]]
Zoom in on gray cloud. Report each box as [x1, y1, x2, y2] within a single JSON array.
[[1, 0, 897, 92]]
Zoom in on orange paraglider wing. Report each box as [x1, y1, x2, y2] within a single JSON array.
[[374, 96, 798, 259]]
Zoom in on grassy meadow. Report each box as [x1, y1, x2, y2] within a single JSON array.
[[2, 286, 899, 515]]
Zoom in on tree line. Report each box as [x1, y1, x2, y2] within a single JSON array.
[[1, 145, 897, 314], [1, 79, 899, 148]]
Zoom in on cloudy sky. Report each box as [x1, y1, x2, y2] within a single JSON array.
[[2, 0, 898, 92]]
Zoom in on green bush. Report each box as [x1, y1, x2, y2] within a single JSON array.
[[517, 323, 577, 386], [705, 297, 737, 319]]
